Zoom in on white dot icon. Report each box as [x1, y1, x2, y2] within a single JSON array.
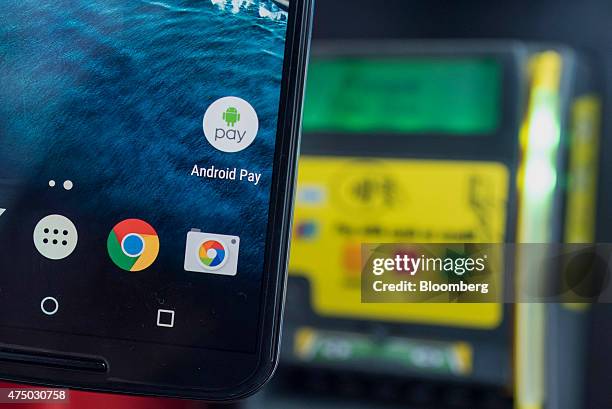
[[48, 180, 74, 190]]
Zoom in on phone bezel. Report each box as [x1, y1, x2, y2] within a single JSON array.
[[0, 0, 313, 400]]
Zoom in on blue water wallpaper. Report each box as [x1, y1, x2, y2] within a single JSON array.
[[0, 0, 289, 351]]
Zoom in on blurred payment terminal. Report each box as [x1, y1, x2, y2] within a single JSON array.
[[251, 41, 601, 409]]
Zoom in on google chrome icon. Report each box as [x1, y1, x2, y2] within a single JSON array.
[[107, 219, 160, 272]]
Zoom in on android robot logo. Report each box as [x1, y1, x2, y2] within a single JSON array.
[[223, 107, 241, 127]]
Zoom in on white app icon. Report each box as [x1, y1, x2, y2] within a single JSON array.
[[184, 229, 240, 276], [33, 215, 78, 260], [203, 96, 259, 153]]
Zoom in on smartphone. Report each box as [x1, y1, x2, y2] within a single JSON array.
[[0, 0, 312, 400]]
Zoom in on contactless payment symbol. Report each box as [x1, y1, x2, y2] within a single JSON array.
[[107, 219, 159, 272]]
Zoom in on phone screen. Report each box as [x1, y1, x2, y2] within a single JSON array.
[[0, 0, 292, 355]]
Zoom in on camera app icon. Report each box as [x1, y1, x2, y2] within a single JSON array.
[[184, 229, 240, 276]]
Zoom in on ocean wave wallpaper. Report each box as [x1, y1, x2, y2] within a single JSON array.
[[0, 0, 289, 352]]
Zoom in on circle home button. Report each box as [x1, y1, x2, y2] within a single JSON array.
[[40, 296, 59, 316]]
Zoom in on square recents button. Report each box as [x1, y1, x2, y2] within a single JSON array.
[[157, 309, 175, 328]]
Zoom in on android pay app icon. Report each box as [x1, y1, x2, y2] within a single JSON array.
[[203, 96, 259, 153]]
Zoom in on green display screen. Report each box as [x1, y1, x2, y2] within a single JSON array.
[[302, 58, 502, 135]]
